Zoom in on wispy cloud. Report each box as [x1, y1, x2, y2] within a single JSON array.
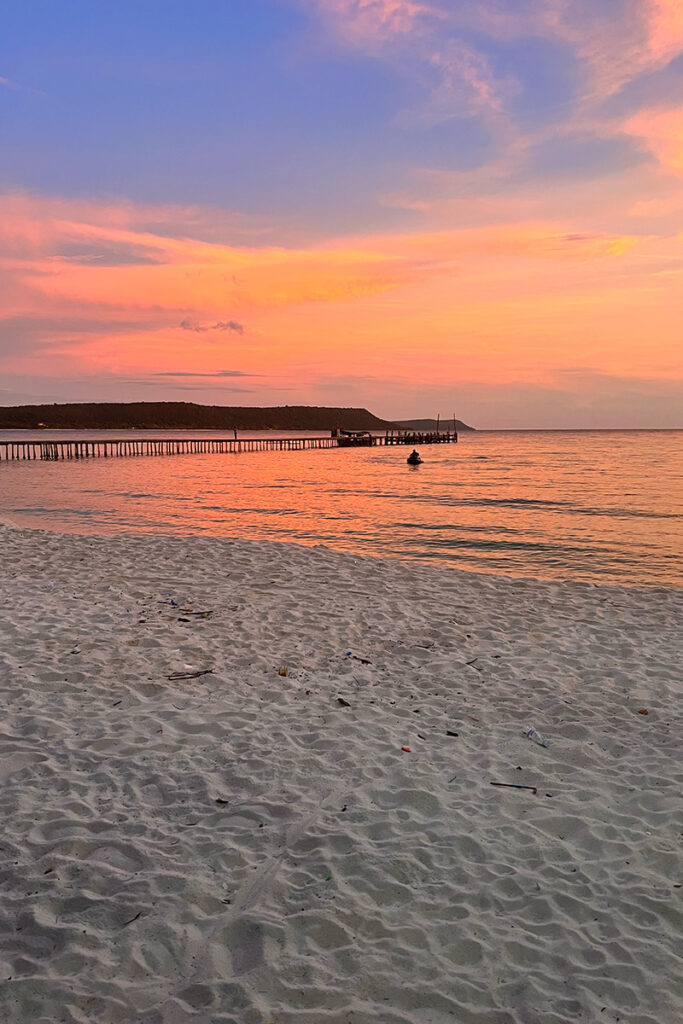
[[309, 0, 505, 122], [308, 0, 683, 173], [0, 73, 45, 96], [154, 369, 256, 377], [311, 1, 432, 43], [179, 318, 245, 334]]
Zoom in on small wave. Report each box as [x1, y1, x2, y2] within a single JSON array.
[[415, 535, 610, 555]]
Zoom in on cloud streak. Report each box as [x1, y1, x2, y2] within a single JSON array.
[[0, 74, 45, 96], [179, 318, 245, 334], [154, 369, 256, 378], [309, 0, 683, 171], [309, 0, 506, 122]]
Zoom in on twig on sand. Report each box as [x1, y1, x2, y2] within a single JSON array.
[[121, 911, 142, 927], [167, 669, 213, 681]]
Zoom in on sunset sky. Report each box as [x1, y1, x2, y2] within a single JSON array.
[[2, 1, 683, 427]]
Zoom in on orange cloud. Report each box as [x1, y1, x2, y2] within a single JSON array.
[[2, 193, 639, 318], [625, 106, 683, 177], [647, 0, 683, 65], [1, 190, 679, 397]]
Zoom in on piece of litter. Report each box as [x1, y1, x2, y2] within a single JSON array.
[[446, 730, 459, 737], [524, 726, 548, 747], [637, 709, 649, 715], [278, 666, 288, 676], [401, 746, 411, 753], [491, 782, 538, 795], [337, 697, 351, 707], [346, 652, 371, 665]]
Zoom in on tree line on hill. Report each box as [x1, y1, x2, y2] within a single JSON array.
[[0, 402, 474, 432], [0, 402, 394, 431]]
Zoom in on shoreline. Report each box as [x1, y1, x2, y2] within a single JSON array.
[[0, 524, 681, 1023], [2, 514, 680, 594]]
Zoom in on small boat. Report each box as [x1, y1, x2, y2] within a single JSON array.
[[407, 450, 422, 465], [335, 429, 373, 447]]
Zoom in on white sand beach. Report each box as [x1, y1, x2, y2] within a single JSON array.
[[0, 522, 680, 1024]]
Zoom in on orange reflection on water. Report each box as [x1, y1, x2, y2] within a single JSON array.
[[0, 430, 681, 586]]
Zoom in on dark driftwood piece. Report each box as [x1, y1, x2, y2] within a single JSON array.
[[167, 669, 213, 681]]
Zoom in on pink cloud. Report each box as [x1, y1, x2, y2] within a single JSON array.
[[310, 1, 683, 115], [312, 0, 430, 41], [1, 189, 678, 407], [308, 0, 505, 120], [625, 106, 683, 177]]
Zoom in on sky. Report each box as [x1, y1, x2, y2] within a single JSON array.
[[1, 0, 683, 428]]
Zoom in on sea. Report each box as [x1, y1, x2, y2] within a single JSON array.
[[0, 429, 681, 588]]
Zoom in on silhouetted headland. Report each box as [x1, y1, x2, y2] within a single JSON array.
[[0, 402, 396, 431]]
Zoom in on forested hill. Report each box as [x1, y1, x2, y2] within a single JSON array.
[[0, 402, 395, 431]]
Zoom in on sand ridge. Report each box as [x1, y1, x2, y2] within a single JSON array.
[[0, 524, 681, 1023]]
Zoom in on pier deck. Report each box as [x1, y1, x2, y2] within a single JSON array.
[[0, 432, 457, 462]]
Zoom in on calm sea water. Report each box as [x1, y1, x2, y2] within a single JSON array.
[[1, 429, 681, 587]]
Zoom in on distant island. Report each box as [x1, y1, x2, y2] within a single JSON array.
[[0, 402, 475, 432], [0, 402, 393, 431], [395, 418, 474, 432]]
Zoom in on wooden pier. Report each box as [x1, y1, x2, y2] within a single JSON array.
[[0, 431, 457, 462]]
